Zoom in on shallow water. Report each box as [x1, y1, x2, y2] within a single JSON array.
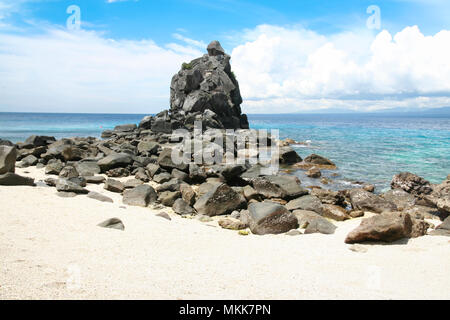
[[1, 112, 449, 191]]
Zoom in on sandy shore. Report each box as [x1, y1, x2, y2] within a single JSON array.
[[0, 167, 449, 300]]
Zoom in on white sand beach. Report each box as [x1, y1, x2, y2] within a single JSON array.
[[1, 167, 449, 300]]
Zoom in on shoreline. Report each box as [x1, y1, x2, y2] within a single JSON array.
[[1, 167, 449, 300]]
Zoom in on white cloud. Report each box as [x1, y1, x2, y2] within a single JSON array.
[[232, 25, 450, 113], [0, 28, 200, 113]]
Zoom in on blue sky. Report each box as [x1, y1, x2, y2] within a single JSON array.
[[0, 0, 449, 113]]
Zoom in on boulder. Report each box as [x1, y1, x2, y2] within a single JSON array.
[[122, 185, 157, 207], [114, 124, 137, 132], [310, 188, 345, 206], [194, 183, 247, 216], [158, 191, 181, 207], [56, 179, 88, 194], [0, 146, 17, 174], [306, 167, 321, 178], [97, 153, 133, 172], [172, 198, 196, 215], [279, 146, 302, 165], [45, 159, 64, 175], [345, 213, 415, 244], [137, 140, 159, 155], [104, 179, 125, 193], [322, 204, 350, 221], [157, 148, 189, 172], [349, 188, 397, 213], [97, 218, 124, 231], [61, 146, 85, 161], [248, 202, 299, 235], [293, 210, 337, 234], [286, 195, 324, 214], [146, 163, 161, 178], [17, 154, 38, 168], [304, 154, 335, 166], [180, 183, 196, 206], [24, 135, 56, 147], [59, 166, 79, 179], [383, 189, 416, 210], [391, 172, 433, 196], [252, 175, 308, 200], [75, 162, 101, 176], [153, 172, 172, 184], [85, 176, 106, 184], [0, 172, 35, 186], [124, 178, 143, 189]]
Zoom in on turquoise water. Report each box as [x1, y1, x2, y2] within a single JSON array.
[[0, 112, 449, 191]]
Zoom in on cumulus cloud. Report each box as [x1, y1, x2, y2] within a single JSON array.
[[232, 25, 450, 113], [0, 28, 201, 113]]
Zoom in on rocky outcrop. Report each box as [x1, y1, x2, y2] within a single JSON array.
[[391, 172, 433, 196], [248, 202, 299, 235]]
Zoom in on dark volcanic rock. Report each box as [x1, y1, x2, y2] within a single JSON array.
[[24, 135, 56, 147], [349, 188, 397, 213], [0, 172, 35, 186], [97, 153, 133, 172], [56, 178, 87, 194], [104, 179, 125, 193], [122, 185, 157, 207], [391, 172, 433, 196], [45, 159, 64, 175], [252, 175, 308, 200], [286, 195, 323, 214], [157, 148, 189, 172], [279, 146, 302, 165], [0, 146, 17, 174], [194, 183, 246, 216], [168, 40, 248, 131], [248, 202, 299, 235]]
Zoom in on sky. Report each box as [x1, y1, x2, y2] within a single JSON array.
[[0, 0, 449, 114]]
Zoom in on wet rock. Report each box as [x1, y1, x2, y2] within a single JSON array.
[[87, 191, 113, 203], [0, 172, 35, 186], [104, 179, 125, 193], [391, 172, 433, 196], [247, 202, 299, 235], [306, 167, 321, 178], [252, 175, 308, 200], [279, 146, 302, 165], [349, 188, 397, 213], [0, 145, 17, 174], [97, 218, 124, 231], [194, 183, 247, 216], [122, 185, 157, 207], [286, 195, 323, 214]]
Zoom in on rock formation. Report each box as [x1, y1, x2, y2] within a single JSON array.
[[139, 40, 249, 133]]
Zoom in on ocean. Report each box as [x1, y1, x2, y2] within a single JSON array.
[[1, 112, 449, 192]]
